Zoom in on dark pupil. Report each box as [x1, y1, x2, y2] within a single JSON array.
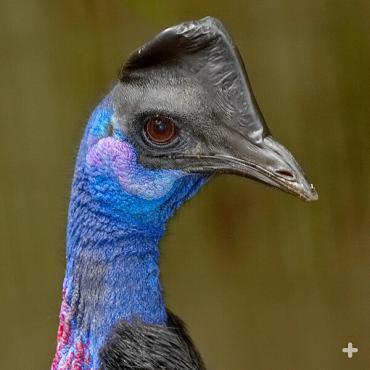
[[153, 119, 167, 133]]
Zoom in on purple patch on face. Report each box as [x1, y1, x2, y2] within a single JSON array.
[[86, 137, 183, 200]]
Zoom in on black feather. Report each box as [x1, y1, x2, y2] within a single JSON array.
[[100, 311, 206, 370]]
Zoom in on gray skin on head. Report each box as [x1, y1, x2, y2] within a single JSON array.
[[112, 16, 317, 202], [100, 16, 318, 369]]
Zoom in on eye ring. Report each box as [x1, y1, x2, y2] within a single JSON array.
[[144, 115, 178, 145]]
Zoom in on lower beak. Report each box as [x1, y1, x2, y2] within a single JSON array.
[[182, 135, 318, 202]]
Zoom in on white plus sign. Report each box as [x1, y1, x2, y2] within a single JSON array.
[[342, 342, 358, 358]]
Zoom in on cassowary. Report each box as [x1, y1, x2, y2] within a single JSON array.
[[51, 17, 317, 370]]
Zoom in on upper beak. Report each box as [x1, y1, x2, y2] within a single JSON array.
[[210, 135, 318, 202]]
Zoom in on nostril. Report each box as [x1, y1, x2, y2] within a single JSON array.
[[276, 169, 295, 179]]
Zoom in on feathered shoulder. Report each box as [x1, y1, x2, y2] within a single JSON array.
[[100, 311, 206, 370]]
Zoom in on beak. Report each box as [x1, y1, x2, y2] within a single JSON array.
[[178, 134, 318, 202], [213, 135, 318, 201]]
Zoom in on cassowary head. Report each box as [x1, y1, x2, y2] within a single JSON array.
[[80, 17, 317, 231], [55, 17, 319, 370]]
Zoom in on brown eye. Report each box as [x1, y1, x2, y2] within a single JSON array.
[[144, 115, 177, 144]]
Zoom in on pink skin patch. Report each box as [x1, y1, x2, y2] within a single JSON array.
[[52, 290, 91, 370], [86, 137, 183, 200]]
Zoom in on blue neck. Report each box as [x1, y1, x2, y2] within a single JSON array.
[[60, 170, 167, 368], [66, 164, 168, 322], [52, 97, 208, 369]]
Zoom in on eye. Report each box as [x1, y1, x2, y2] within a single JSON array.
[[144, 115, 177, 145]]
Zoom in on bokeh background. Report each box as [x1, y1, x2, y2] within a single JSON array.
[[0, 1, 369, 369]]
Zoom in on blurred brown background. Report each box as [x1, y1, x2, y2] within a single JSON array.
[[0, 1, 369, 369]]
